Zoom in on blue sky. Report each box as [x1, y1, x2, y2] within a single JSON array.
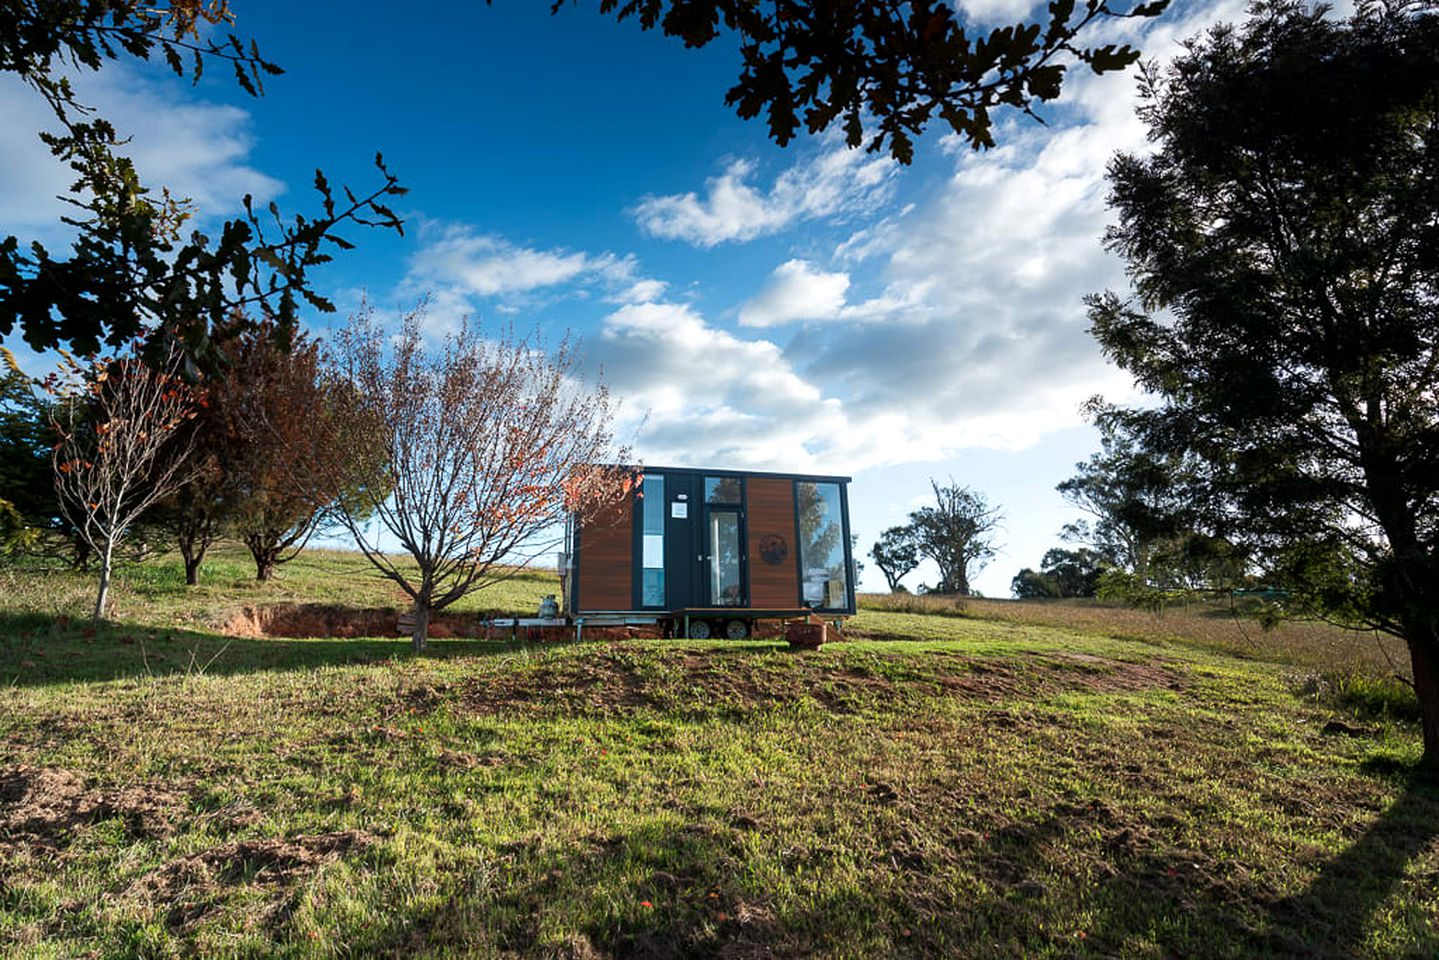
[[1, 0, 1254, 595]]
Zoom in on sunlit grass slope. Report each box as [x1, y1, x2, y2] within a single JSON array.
[[0, 548, 1434, 958]]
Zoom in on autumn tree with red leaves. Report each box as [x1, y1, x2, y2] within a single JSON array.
[[329, 304, 628, 651], [50, 344, 201, 619], [218, 324, 360, 581]]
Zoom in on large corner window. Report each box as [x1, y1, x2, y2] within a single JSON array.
[[797, 481, 848, 609], [641, 474, 665, 607]]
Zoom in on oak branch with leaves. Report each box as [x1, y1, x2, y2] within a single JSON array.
[[0, 1, 406, 375], [573, 0, 1170, 162]]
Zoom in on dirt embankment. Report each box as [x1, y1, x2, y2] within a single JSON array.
[[221, 603, 675, 641], [448, 646, 1185, 718]]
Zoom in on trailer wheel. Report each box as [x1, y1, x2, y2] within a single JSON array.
[[687, 619, 712, 640], [723, 619, 750, 640]]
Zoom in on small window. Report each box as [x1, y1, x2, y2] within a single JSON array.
[[704, 476, 742, 504], [797, 481, 849, 609]]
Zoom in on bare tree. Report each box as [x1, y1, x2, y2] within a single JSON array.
[[909, 479, 1003, 596], [329, 304, 628, 651], [49, 345, 200, 619]]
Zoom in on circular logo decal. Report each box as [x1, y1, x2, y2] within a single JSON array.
[[759, 534, 788, 565]]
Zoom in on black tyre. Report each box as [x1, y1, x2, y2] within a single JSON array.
[[724, 618, 750, 640], [687, 619, 712, 640]]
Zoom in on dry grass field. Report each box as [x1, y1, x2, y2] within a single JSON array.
[[860, 592, 1413, 680]]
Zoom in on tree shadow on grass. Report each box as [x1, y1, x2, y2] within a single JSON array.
[[0, 611, 538, 688], [1260, 767, 1439, 958], [353, 818, 851, 959], [967, 776, 1439, 959], [327, 789, 1439, 960]]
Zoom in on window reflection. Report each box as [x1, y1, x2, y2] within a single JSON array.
[[704, 476, 742, 504], [797, 481, 848, 608], [641, 474, 664, 606], [709, 510, 743, 606]]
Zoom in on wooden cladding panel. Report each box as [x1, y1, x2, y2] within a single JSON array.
[[578, 496, 633, 611], [746, 478, 799, 608]]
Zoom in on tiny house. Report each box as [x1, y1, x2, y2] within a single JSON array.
[[561, 466, 856, 639]]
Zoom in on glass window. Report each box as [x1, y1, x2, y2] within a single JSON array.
[[704, 475, 742, 504], [797, 481, 848, 609], [708, 510, 743, 606], [641, 474, 664, 606]]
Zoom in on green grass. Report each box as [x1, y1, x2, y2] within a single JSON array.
[[1, 549, 1436, 958]]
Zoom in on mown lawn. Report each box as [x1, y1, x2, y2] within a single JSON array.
[[1, 549, 1436, 958]]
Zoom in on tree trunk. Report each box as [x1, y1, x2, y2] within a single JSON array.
[[178, 536, 206, 586], [93, 537, 114, 621], [252, 548, 276, 581], [410, 601, 429, 653], [245, 534, 278, 581], [72, 534, 92, 572], [1408, 633, 1439, 776]]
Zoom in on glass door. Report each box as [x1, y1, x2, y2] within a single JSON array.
[[706, 508, 744, 606]]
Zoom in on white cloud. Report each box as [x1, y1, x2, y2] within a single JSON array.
[[0, 66, 283, 242], [632, 144, 896, 247], [955, 0, 1047, 22], [955, 0, 1042, 22], [405, 224, 629, 297], [615, 278, 668, 304], [761, 0, 1249, 459], [739, 260, 851, 327], [382, 0, 1248, 473]]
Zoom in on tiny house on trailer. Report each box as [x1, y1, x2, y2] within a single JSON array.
[[561, 466, 856, 639]]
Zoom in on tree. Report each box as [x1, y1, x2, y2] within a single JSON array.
[[1, 1, 405, 374], [49, 345, 200, 619], [870, 525, 919, 592], [219, 324, 358, 582], [1042, 546, 1105, 598], [1011, 567, 1057, 599], [329, 305, 628, 652], [1088, 1, 1439, 770], [1057, 401, 1191, 576], [146, 411, 229, 586], [582, 0, 1171, 162], [1011, 547, 1106, 599], [908, 479, 1002, 596], [0, 353, 58, 557]]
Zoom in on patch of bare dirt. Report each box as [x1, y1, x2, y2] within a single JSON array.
[[459, 649, 899, 717], [1039, 652, 1184, 694], [127, 829, 377, 928], [222, 603, 664, 641], [455, 646, 1182, 719], [0, 765, 184, 852], [223, 604, 405, 639]]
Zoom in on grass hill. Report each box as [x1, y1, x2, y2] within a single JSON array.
[[1, 546, 1435, 958]]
